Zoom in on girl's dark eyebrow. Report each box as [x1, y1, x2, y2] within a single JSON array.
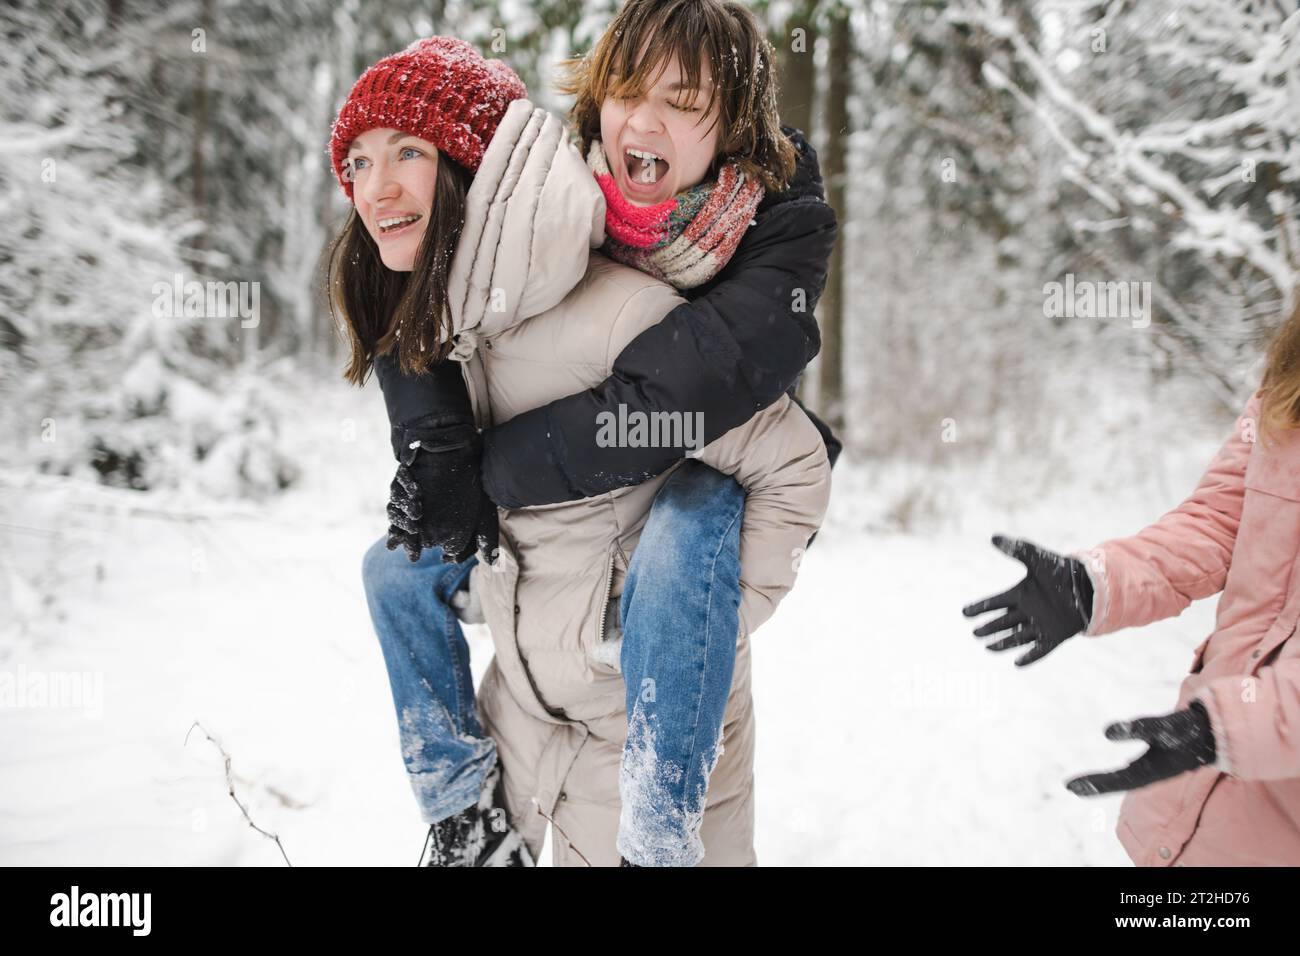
[[348, 132, 416, 155]]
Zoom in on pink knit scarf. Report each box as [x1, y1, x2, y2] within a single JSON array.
[[586, 139, 764, 290]]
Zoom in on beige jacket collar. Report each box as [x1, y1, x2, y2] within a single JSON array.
[[446, 99, 606, 360]]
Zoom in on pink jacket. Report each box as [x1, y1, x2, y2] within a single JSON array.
[[1075, 390, 1300, 866]]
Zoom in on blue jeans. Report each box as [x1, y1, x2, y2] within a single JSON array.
[[361, 540, 497, 824], [615, 461, 744, 866], [362, 460, 745, 864]]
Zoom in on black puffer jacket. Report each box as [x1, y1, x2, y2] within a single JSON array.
[[478, 124, 840, 508], [376, 125, 841, 507], [373, 349, 474, 460]]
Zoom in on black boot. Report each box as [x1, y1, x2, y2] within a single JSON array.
[[419, 762, 533, 867]]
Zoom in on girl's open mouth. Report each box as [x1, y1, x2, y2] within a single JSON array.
[[376, 213, 423, 240], [623, 148, 670, 192]]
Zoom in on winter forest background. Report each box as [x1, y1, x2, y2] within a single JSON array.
[[2, 1, 1298, 865]]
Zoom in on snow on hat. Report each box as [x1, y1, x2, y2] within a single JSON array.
[[328, 36, 526, 201]]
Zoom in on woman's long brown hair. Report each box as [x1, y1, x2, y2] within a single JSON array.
[[1259, 295, 1300, 440], [328, 151, 473, 386]]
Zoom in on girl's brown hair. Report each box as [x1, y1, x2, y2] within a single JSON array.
[[1259, 296, 1300, 439], [556, 0, 796, 194], [328, 152, 473, 386]]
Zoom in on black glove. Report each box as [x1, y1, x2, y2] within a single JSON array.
[[1065, 701, 1217, 796], [384, 419, 499, 565], [961, 535, 1094, 666]]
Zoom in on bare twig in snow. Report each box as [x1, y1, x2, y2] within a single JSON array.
[[185, 721, 293, 866]]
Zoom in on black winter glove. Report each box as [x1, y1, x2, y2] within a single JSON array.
[[385, 419, 499, 565], [1065, 701, 1217, 796], [961, 535, 1094, 666]]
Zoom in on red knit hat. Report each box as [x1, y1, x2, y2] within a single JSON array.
[[328, 36, 526, 201]]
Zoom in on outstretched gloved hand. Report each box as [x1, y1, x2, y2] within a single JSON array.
[[1065, 701, 1217, 795], [961, 535, 1094, 666]]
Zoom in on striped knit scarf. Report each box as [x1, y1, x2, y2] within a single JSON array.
[[586, 139, 764, 290]]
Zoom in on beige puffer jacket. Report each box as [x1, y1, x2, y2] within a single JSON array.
[[446, 100, 832, 867]]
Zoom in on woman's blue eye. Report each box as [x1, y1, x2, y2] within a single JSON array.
[[399, 146, 422, 159]]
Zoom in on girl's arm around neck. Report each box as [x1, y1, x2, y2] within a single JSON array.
[[481, 127, 839, 509]]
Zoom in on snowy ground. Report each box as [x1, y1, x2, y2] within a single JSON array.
[[0, 378, 1228, 866]]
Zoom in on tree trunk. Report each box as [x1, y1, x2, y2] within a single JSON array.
[[818, 9, 849, 435], [777, 1, 820, 407], [778, 0, 818, 140]]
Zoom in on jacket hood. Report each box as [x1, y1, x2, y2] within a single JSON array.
[[446, 99, 606, 357]]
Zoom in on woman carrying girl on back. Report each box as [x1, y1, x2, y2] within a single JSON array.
[[337, 0, 839, 867]]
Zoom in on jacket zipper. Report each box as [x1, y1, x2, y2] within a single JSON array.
[[596, 550, 616, 645], [407, 439, 473, 454]]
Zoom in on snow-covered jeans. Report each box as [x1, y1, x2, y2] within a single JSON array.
[[614, 461, 745, 866], [361, 538, 495, 824], [361, 460, 744, 866]]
